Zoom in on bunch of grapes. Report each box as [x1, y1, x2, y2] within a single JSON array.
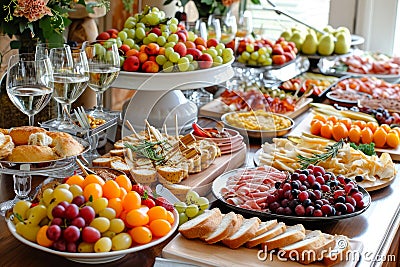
[[174, 191, 210, 225], [266, 165, 366, 217]]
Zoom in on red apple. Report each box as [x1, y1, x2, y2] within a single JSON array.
[[177, 31, 187, 43], [145, 43, 160, 56], [149, 27, 162, 36], [138, 52, 148, 64], [178, 29, 189, 38], [196, 45, 206, 51], [272, 55, 286, 65], [186, 48, 202, 60], [198, 53, 213, 69], [206, 38, 219, 48], [119, 44, 130, 55], [185, 41, 196, 49], [225, 39, 235, 51], [283, 51, 295, 61], [173, 42, 187, 57], [194, 37, 207, 47], [96, 31, 110, 40], [141, 60, 159, 73], [272, 44, 284, 55], [123, 56, 140, 71], [107, 28, 119, 35]]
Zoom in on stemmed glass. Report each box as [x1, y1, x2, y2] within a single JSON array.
[[35, 43, 70, 129], [6, 53, 53, 126], [48, 46, 89, 130], [208, 13, 237, 44], [83, 40, 120, 119]]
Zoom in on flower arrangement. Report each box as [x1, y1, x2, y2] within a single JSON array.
[[165, 0, 260, 18], [0, 0, 110, 46]]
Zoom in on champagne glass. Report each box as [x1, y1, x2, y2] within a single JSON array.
[[83, 40, 120, 119], [207, 15, 222, 41], [36, 43, 70, 128], [6, 53, 53, 126], [48, 46, 89, 130]]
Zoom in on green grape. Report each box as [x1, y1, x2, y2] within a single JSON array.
[[156, 55, 167, 65], [69, 184, 83, 198], [124, 19, 135, 29], [185, 54, 193, 62], [197, 209, 205, 216], [142, 37, 151, 45], [90, 217, 111, 233], [112, 233, 132, 251], [52, 188, 73, 204], [42, 188, 54, 206], [246, 44, 254, 53], [13, 200, 31, 220], [169, 23, 178, 33], [135, 27, 146, 40], [250, 51, 259, 61], [136, 22, 145, 28], [195, 197, 210, 211], [94, 237, 112, 252], [145, 13, 160, 26], [102, 230, 116, 239], [170, 17, 179, 25], [262, 58, 272, 66], [215, 43, 225, 51], [164, 42, 175, 49], [204, 48, 218, 58], [118, 31, 128, 41], [78, 242, 95, 253], [156, 36, 166, 46], [177, 57, 190, 71], [147, 32, 158, 42], [178, 212, 189, 225], [174, 201, 187, 213], [94, 43, 106, 56], [169, 52, 180, 63], [56, 184, 70, 190], [187, 31, 196, 42], [164, 47, 174, 58], [213, 56, 223, 66], [241, 51, 251, 61], [185, 204, 199, 218], [91, 197, 108, 214], [167, 33, 179, 43], [99, 207, 116, 220], [258, 54, 268, 63], [190, 61, 199, 70], [186, 191, 200, 204], [126, 28, 136, 39], [109, 218, 125, 233], [162, 61, 174, 72], [123, 38, 135, 48], [248, 59, 258, 66]]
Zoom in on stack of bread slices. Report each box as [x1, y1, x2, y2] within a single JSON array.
[[178, 208, 351, 266]]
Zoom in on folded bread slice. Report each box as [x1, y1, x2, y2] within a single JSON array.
[[221, 217, 261, 249], [262, 224, 306, 251], [179, 208, 223, 239]]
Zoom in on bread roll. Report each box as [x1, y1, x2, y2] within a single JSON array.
[[28, 132, 53, 146], [52, 135, 84, 157], [9, 126, 47, 145], [46, 131, 73, 147], [0, 128, 10, 135], [0, 133, 14, 159], [7, 145, 56, 162]]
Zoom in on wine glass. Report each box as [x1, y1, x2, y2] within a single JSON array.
[[48, 46, 89, 130], [207, 15, 222, 41], [83, 40, 120, 119], [6, 53, 53, 126], [209, 13, 237, 44], [237, 10, 253, 38], [36, 43, 70, 128]]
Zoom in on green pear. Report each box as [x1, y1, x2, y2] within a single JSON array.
[[280, 30, 292, 41], [318, 34, 335, 56], [335, 26, 351, 36], [334, 32, 351, 54], [301, 33, 318, 55], [323, 25, 334, 34], [290, 32, 305, 50]]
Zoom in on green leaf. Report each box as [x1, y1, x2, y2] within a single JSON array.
[[164, 0, 174, 5], [180, 0, 190, 7], [201, 0, 213, 5], [251, 0, 261, 4], [10, 40, 21, 50]]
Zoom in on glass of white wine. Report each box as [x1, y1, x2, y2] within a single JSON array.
[[83, 40, 120, 119], [48, 46, 89, 130], [6, 53, 53, 126]]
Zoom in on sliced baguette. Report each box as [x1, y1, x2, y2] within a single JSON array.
[[280, 230, 326, 256], [255, 220, 279, 236], [323, 235, 351, 266], [203, 212, 238, 244], [179, 208, 223, 239], [262, 224, 306, 251], [296, 233, 336, 264], [221, 217, 261, 249], [245, 222, 286, 248], [109, 149, 125, 157], [130, 168, 157, 184], [156, 166, 185, 183], [92, 157, 114, 167], [110, 161, 131, 174]]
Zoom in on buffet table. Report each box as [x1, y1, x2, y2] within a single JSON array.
[[0, 112, 399, 267]]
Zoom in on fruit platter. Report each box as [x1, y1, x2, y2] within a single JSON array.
[[212, 166, 371, 222], [6, 173, 179, 264]]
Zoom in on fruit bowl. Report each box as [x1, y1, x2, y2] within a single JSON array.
[[6, 209, 178, 264]]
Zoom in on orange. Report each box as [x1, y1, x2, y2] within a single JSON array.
[[326, 115, 338, 124], [82, 174, 105, 189], [119, 187, 127, 200], [126, 209, 149, 227], [149, 219, 171, 237], [310, 120, 323, 136], [338, 118, 352, 130], [166, 210, 175, 225], [115, 175, 132, 192], [108, 198, 123, 217], [348, 126, 361, 144], [312, 114, 326, 123], [122, 191, 141, 211], [354, 120, 366, 130], [332, 122, 349, 141], [83, 183, 103, 201], [386, 131, 400, 148], [380, 124, 391, 133], [147, 206, 168, 222], [129, 226, 152, 244], [360, 127, 373, 144], [366, 121, 379, 133], [320, 123, 333, 139], [36, 225, 53, 247], [65, 174, 84, 188], [391, 127, 400, 136], [102, 180, 121, 199], [373, 127, 387, 148]]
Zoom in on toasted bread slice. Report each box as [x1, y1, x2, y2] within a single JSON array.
[[245, 222, 286, 248], [221, 217, 261, 249], [262, 224, 306, 251], [179, 208, 223, 239], [323, 235, 351, 266], [255, 220, 279, 236], [203, 212, 238, 244]]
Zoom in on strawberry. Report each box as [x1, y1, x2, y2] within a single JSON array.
[[141, 198, 155, 209], [131, 184, 145, 196], [154, 196, 174, 212]]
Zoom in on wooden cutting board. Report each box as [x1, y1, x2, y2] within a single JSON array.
[[162, 234, 363, 267], [199, 98, 313, 119], [179, 143, 247, 197]]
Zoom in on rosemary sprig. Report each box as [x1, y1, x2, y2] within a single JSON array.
[[297, 139, 345, 168], [124, 140, 167, 165]]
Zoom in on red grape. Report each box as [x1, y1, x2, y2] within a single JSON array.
[[79, 206, 95, 225], [47, 225, 62, 241], [52, 205, 65, 219], [72, 195, 86, 206], [52, 239, 66, 251], [71, 217, 86, 229], [82, 226, 101, 243], [65, 204, 79, 220], [63, 225, 80, 243], [67, 242, 77, 253]]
